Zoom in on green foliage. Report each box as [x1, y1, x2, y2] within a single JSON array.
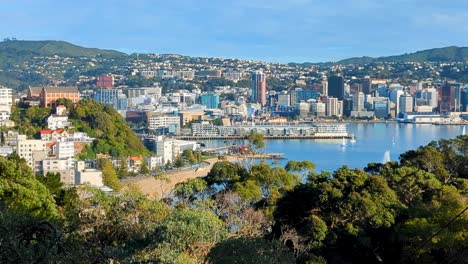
[[248, 131, 265, 150], [174, 155, 185, 168], [338, 46, 468, 64], [205, 161, 246, 188], [100, 159, 121, 191], [0, 156, 58, 219], [139, 158, 150, 175], [207, 237, 295, 264], [144, 207, 227, 263], [36, 172, 64, 199], [12, 105, 51, 137], [182, 149, 197, 165], [72, 98, 150, 157], [174, 178, 207, 203]]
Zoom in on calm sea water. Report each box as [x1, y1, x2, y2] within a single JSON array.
[[199, 123, 467, 173]]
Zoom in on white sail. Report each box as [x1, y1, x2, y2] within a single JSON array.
[[463, 126, 466, 136], [382, 150, 391, 163]]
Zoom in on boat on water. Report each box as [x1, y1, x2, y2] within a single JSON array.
[[340, 137, 346, 148], [463, 126, 466, 136], [350, 135, 356, 144], [392, 136, 396, 145]]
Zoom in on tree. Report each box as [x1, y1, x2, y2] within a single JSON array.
[[207, 237, 295, 264], [139, 159, 150, 175], [174, 178, 207, 204], [182, 149, 197, 165], [101, 159, 121, 191], [205, 161, 246, 188], [0, 156, 58, 219], [174, 155, 185, 169], [285, 160, 316, 181], [117, 158, 129, 179], [36, 172, 64, 200], [248, 131, 265, 150]]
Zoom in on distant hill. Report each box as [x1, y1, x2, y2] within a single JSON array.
[[337, 46, 468, 64], [0, 40, 126, 59]]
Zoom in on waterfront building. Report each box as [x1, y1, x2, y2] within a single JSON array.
[[328, 76, 344, 100], [390, 89, 404, 116], [399, 93, 414, 114], [326, 97, 340, 117], [373, 100, 390, 119], [200, 93, 220, 109], [352, 92, 365, 111], [251, 71, 267, 106], [0, 87, 13, 120], [39, 86, 80, 107], [189, 122, 348, 138]]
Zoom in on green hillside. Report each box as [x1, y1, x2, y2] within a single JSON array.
[[337, 46, 468, 64], [0, 39, 126, 59]]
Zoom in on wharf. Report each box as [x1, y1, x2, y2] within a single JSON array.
[[174, 134, 353, 140]]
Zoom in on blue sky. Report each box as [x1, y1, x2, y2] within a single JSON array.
[[2, 0, 468, 62]]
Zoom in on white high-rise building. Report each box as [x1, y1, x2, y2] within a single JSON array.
[[0, 87, 13, 120], [390, 89, 404, 115], [352, 92, 365, 111], [56, 141, 75, 159], [326, 97, 339, 116], [399, 93, 414, 114], [156, 139, 173, 164]]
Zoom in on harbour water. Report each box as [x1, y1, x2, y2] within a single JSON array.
[[199, 123, 467, 173]]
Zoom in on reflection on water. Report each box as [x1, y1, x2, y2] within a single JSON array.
[[199, 123, 465, 172]]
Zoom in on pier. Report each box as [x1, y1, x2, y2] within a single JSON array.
[[174, 134, 353, 140]]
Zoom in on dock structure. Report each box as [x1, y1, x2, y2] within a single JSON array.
[[185, 122, 352, 140], [175, 134, 353, 140]]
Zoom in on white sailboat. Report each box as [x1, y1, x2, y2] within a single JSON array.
[[340, 137, 346, 148], [382, 150, 391, 163], [350, 134, 356, 144], [463, 126, 466, 136], [392, 136, 396, 145]]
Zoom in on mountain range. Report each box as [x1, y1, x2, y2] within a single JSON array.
[[1, 40, 468, 65]]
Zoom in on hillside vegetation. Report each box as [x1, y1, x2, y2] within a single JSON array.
[[0, 39, 126, 60], [338, 46, 468, 64], [71, 98, 150, 158]]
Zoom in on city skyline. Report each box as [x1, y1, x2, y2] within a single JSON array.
[[2, 0, 468, 63]]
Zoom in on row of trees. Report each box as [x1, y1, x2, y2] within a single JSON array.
[[0, 136, 466, 263]]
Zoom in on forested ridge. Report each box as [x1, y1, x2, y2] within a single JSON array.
[[0, 136, 466, 263]]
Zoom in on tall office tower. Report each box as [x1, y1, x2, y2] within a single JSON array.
[[399, 93, 414, 114], [328, 76, 345, 100], [390, 89, 404, 115], [321, 76, 328, 96], [439, 81, 455, 113], [251, 71, 267, 106], [326, 97, 339, 116], [422, 88, 438, 110], [352, 92, 365, 111], [362, 76, 371, 94]]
